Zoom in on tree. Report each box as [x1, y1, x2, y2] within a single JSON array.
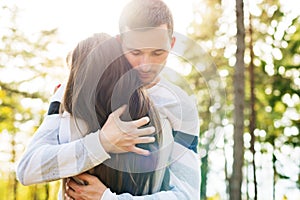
[[247, 1, 300, 198], [230, 0, 245, 199], [0, 4, 64, 199], [185, 0, 300, 199], [248, 12, 258, 200], [185, 0, 226, 199]]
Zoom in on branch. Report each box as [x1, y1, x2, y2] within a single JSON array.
[[0, 81, 47, 102]]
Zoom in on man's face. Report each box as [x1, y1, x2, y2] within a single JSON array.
[[121, 24, 175, 85]]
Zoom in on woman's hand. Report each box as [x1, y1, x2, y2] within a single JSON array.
[[100, 105, 156, 156], [65, 173, 107, 200]]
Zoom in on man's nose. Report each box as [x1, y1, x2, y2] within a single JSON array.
[[139, 63, 151, 72], [140, 55, 151, 65], [139, 56, 151, 72]]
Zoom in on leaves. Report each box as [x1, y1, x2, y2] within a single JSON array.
[[186, 0, 300, 198], [0, 5, 64, 135]]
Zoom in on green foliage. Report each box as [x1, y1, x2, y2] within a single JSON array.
[[0, 3, 65, 199], [185, 0, 300, 198], [0, 178, 60, 200], [254, 4, 300, 145], [0, 5, 64, 135]]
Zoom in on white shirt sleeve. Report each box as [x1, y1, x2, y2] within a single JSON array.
[[16, 83, 111, 185]]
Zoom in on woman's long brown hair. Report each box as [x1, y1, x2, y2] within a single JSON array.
[[63, 33, 162, 195]]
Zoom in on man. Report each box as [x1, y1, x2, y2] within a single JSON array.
[[66, 0, 200, 199], [17, 0, 200, 199]]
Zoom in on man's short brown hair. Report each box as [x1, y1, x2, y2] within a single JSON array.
[[119, 0, 174, 37]]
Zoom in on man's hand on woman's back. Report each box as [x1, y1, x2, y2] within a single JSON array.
[[100, 105, 156, 156]]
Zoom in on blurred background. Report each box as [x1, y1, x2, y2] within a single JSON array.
[[0, 0, 299, 199]]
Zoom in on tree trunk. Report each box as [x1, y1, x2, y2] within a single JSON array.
[[10, 135, 17, 200], [230, 0, 245, 199], [248, 12, 258, 200], [200, 153, 208, 200], [45, 183, 49, 200], [272, 152, 277, 200], [224, 137, 230, 200]]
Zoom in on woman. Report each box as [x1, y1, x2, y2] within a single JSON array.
[[60, 32, 172, 196]]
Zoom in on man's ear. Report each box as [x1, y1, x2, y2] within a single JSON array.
[[170, 36, 176, 49]]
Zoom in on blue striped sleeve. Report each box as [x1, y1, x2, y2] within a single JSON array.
[[172, 130, 198, 153]]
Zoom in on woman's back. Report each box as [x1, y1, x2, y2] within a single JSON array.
[[59, 110, 173, 195], [61, 33, 173, 195]]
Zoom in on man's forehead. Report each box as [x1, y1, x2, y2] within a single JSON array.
[[121, 27, 171, 50]]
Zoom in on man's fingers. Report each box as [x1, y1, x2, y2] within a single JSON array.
[[68, 179, 82, 191], [65, 192, 74, 200], [71, 176, 87, 185], [65, 187, 76, 198], [128, 146, 150, 156], [133, 126, 156, 136], [120, 120, 155, 135], [75, 173, 97, 184], [112, 105, 127, 118], [131, 116, 150, 128], [109, 105, 152, 131], [133, 136, 155, 144], [126, 137, 155, 155]]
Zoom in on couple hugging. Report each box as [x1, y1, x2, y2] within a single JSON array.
[[17, 0, 200, 199]]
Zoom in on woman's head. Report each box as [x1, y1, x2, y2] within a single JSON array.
[[63, 33, 112, 120], [63, 33, 162, 195]]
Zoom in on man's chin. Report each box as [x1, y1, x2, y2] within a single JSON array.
[[141, 78, 159, 88]]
